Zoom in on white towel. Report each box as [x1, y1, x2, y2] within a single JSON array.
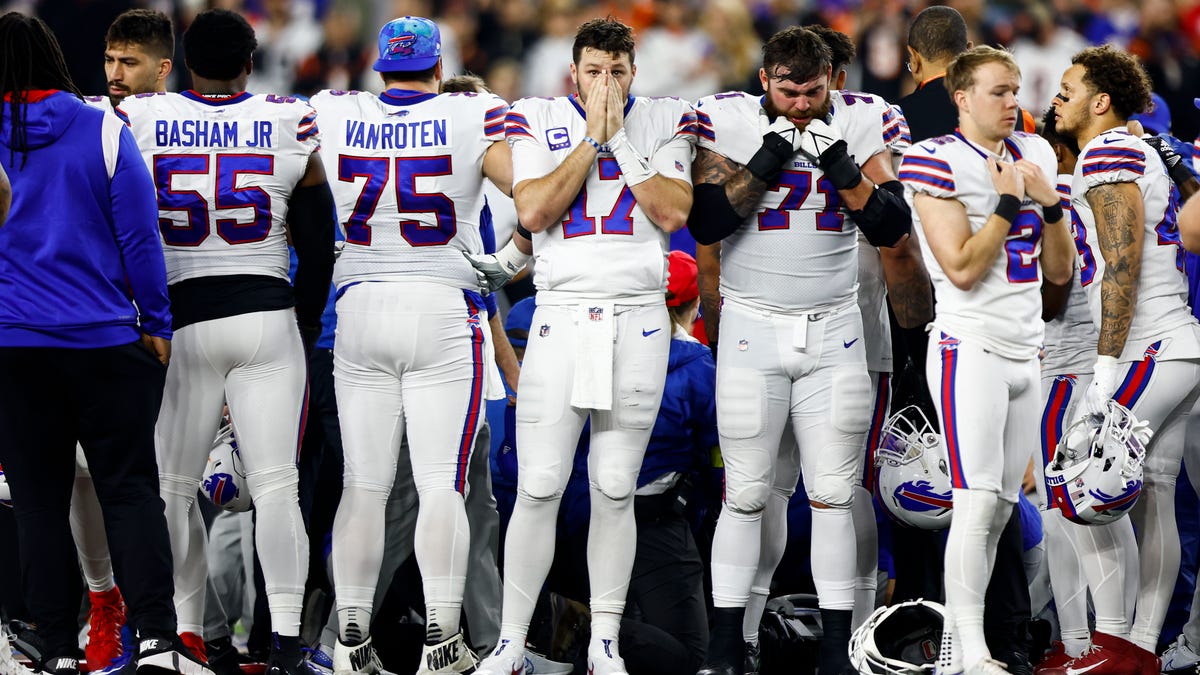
[[478, 310, 507, 401], [570, 302, 615, 410]]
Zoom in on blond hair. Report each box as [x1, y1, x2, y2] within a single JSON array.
[[945, 45, 1019, 100]]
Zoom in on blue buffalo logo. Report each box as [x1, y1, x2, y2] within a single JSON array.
[[203, 472, 239, 506], [387, 33, 418, 57], [1089, 480, 1142, 514], [894, 480, 953, 513]]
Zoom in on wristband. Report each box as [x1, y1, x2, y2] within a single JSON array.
[[494, 239, 532, 275], [607, 128, 658, 187], [582, 136, 601, 151], [515, 223, 533, 239], [1042, 202, 1063, 224], [994, 194, 1021, 224]]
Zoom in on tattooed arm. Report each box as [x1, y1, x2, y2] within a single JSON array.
[[695, 146, 771, 217], [696, 242, 722, 346], [879, 230, 934, 328], [687, 147, 769, 245], [1086, 182, 1144, 357]]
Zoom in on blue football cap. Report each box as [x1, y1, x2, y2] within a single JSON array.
[[505, 297, 537, 348], [374, 16, 441, 73], [1131, 93, 1171, 135]]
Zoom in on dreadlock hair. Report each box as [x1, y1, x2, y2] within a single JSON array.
[[0, 12, 82, 168]]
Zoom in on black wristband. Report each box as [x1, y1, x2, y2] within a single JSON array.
[[745, 132, 795, 184], [1169, 163, 1195, 190], [1042, 202, 1063, 224], [994, 194, 1021, 224], [516, 223, 532, 239]]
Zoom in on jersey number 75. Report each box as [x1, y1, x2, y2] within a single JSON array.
[[337, 155, 457, 247]]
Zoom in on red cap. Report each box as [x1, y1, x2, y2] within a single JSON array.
[[666, 250, 699, 307]]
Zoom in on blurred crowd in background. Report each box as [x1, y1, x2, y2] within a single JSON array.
[[9, 0, 1200, 157]]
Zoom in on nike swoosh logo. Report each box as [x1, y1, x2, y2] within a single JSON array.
[[642, 328, 661, 337], [844, 338, 859, 348], [1102, 137, 1121, 144], [920, 144, 937, 153], [1067, 659, 1109, 675]]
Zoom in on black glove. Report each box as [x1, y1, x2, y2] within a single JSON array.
[[1143, 134, 1194, 188]]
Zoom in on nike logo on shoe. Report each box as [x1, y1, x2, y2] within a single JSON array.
[[1066, 659, 1109, 675], [642, 328, 661, 337], [843, 338, 859, 348]]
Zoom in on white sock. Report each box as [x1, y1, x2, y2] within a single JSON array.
[[1043, 510, 1090, 658], [249, 465, 308, 636], [711, 505, 762, 607], [415, 489, 470, 641], [810, 507, 856, 610], [851, 485, 879, 627], [945, 488, 1000, 668]]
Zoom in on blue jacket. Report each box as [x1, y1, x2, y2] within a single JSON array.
[[640, 335, 718, 487], [0, 91, 170, 347]]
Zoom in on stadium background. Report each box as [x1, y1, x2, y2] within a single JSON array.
[[4, 0, 1199, 142]]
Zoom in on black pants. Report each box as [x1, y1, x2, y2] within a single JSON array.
[[0, 343, 177, 658], [620, 492, 708, 675], [984, 507, 1031, 655]]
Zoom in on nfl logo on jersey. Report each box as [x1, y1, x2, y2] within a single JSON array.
[[589, 307, 604, 321], [539, 324, 550, 337]]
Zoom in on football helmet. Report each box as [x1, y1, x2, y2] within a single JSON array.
[[849, 600, 945, 675], [201, 423, 252, 512], [874, 406, 953, 530], [1045, 400, 1150, 525], [757, 593, 822, 675]]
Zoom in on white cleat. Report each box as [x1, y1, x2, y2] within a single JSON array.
[[332, 637, 383, 675], [964, 658, 1011, 675], [474, 639, 525, 675], [1163, 635, 1200, 674], [416, 633, 478, 674], [0, 625, 34, 675], [523, 651, 571, 675], [586, 640, 628, 675]]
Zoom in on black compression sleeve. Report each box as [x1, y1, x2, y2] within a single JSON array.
[[289, 182, 336, 339], [850, 181, 912, 247], [688, 183, 746, 245]]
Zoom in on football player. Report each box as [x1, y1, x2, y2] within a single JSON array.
[[116, 10, 335, 675], [308, 16, 514, 675], [1049, 45, 1200, 671], [899, 46, 1074, 675], [1028, 109, 1100, 669], [471, 16, 696, 675], [687, 26, 913, 675]]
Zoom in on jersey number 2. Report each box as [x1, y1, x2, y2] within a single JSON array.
[[154, 154, 273, 246], [338, 155, 457, 247]]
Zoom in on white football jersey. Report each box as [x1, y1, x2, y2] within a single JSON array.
[[506, 94, 696, 302], [900, 131, 1058, 359], [1042, 177, 1097, 376], [696, 90, 886, 313], [1071, 128, 1197, 359], [84, 95, 115, 113], [118, 91, 319, 284], [855, 97, 911, 372], [310, 89, 506, 290]]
